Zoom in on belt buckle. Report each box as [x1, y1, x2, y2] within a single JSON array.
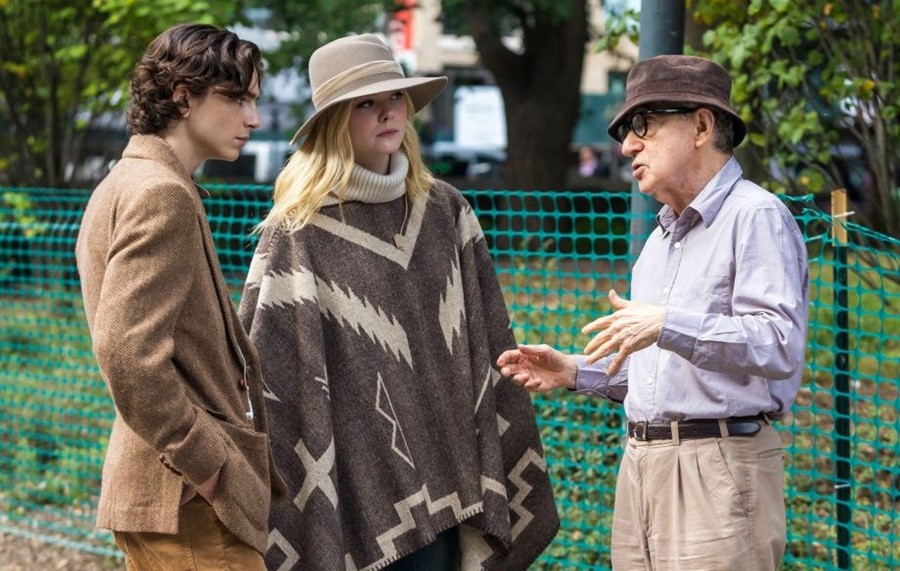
[[631, 421, 649, 441]]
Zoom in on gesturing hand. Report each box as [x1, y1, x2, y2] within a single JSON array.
[[582, 289, 664, 375], [496, 344, 577, 393]]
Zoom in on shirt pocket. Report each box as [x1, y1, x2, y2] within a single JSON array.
[[695, 274, 733, 314]]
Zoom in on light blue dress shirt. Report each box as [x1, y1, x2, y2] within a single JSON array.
[[574, 157, 809, 422]]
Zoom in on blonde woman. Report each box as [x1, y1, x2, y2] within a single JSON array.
[[238, 34, 558, 570]]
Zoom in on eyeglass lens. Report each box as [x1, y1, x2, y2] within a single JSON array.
[[617, 112, 648, 141], [616, 108, 695, 142]]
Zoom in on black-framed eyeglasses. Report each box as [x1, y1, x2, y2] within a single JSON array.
[[616, 108, 697, 142]]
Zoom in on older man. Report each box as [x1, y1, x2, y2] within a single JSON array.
[[498, 55, 809, 570]]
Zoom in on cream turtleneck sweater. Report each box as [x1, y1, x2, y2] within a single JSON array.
[[322, 152, 409, 206]]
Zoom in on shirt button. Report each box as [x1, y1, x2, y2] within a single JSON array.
[[673, 241, 682, 249], [645, 376, 654, 385], [662, 286, 670, 294]]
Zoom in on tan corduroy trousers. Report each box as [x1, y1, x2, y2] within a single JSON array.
[[113, 497, 265, 570], [610, 422, 786, 571]]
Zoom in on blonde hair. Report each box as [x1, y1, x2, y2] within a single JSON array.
[[258, 92, 435, 232]]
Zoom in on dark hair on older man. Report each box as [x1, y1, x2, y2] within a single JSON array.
[[127, 23, 263, 135], [710, 108, 735, 154]]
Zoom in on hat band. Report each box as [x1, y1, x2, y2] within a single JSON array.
[[312, 60, 403, 109]]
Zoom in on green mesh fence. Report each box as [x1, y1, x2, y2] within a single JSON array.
[[1, 186, 897, 569]]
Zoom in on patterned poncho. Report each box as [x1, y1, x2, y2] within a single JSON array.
[[238, 153, 559, 570]]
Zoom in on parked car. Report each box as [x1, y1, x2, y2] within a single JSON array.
[[424, 141, 506, 184]]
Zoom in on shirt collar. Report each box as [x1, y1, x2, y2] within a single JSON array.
[[656, 156, 742, 232]]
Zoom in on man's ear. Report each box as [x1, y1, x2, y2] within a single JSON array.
[[694, 108, 714, 146], [173, 86, 190, 118]]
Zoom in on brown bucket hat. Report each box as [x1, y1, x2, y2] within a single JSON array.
[[290, 34, 448, 144], [607, 55, 746, 146]]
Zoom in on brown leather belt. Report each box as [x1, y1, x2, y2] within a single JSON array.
[[627, 415, 765, 441]]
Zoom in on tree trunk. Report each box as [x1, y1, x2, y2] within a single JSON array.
[[503, 84, 582, 191], [466, 0, 588, 191]]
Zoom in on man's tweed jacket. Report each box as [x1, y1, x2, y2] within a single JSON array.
[[75, 134, 285, 554]]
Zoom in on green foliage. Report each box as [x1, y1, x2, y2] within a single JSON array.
[[0, 295, 111, 512], [691, 0, 899, 235], [0, 0, 234, 187], [596, 5, 639, 53], [1, 192, 47, 282], [2, 192, 46, 239]]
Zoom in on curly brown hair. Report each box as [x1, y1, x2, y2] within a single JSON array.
[[126, 23, 263, 135]]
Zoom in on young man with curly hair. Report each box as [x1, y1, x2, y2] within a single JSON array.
[[75, 23, 284, 569]]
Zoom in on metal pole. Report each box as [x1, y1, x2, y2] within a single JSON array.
[[628, 0, 685, 263], [831, 188, 851, 569]]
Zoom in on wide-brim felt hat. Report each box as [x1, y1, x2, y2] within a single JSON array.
[[290, 33, 448, 144], [607, 55, 746, 146]]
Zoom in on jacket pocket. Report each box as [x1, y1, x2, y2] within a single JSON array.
[[211, 420, 272, 532]]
